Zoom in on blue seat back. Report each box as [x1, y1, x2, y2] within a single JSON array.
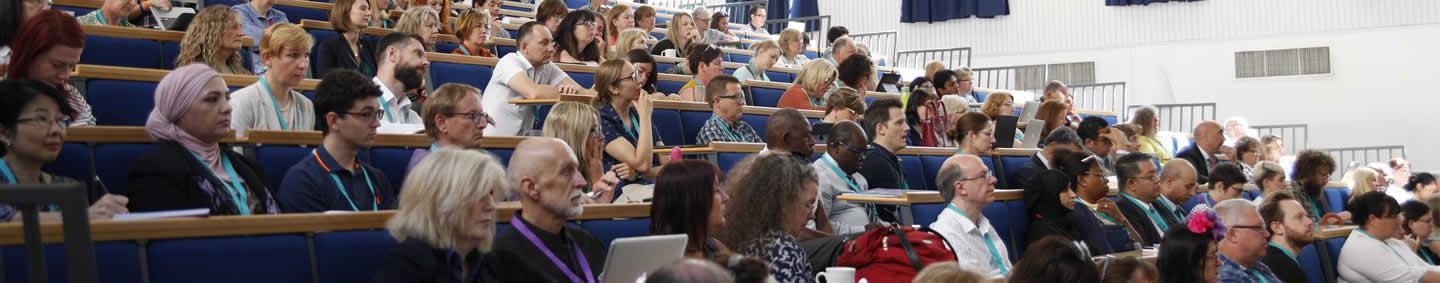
[[918, 156, 946, 191], [256, 145, 312, 192], [496, 45, 518, 57], [435, 42, 460, 54], [2, 242, 142, 283], [911, 203, 945, 228], [716, 152, 748, 172], [740, 114, 767, 139], [979, 201, 1014, 258], [999, 156, 1028, 189], [577, 219, 651, 248], [94, 143, 156, 195], [727, 54, 751, 64], [1004, 200, 1030, 259], [1324, 188, 1349, 213], [679, 111, 709, 146], [306, 29, 340, 76], [656, 80, 686, 95], [1324, 237, 1346, 278], [274, 5, 325, 23], [1242, 190, 1261, 201], [147, 235, 310, 283], [85, 80, 157, 126], [314, 230, 398, 283], [569, 72, 596, 88], [44, 143, 93, 182], [487, 148, 515, 167], [430, 61, 495, 91], [748, 85, 785, 108], [1182, 192, 1208, 213], [766, 71, 795, 83], [82, 36, 163, 69], [651, 109, 685, 147], [898, 155, 927, 190], [1298, 243, 1324, 283], [369, 147, 415, 190]]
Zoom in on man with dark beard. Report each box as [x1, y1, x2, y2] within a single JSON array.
[[493, 138, 606, 282], [371, 32, 428, 126], [1258, 191, 1315, 283]]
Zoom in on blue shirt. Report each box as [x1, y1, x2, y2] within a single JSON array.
[[231, 3, 289, 74], [277, 145, 396, 212], [1217, 252, 1282, 283]]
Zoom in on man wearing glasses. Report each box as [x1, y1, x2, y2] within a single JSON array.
[[278, 70, 398, 213], [811, 121, 872, 234], [931, 154, 1012, 278], [1214, 198, 1283, 282], [696, 75, 761, 144], [1114, 152, 1167, 247], [408, 83, 495, 171]]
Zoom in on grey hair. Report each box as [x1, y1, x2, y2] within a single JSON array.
[[1213, 198, 1258, 228], [1043, 127, 1081, 147], [936, 161, 967, 202]]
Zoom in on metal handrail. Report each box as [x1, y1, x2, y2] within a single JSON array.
[[851, 31, 899, 66], [1067, 82, 1127, 118], [704, 1, 766, 25], [1125, 103, 1217, 133], [971, 64, 1047, 92], [896, 47, 973, 70], [1315, 145, 1406, 181], [1253, 124, 1309, 151]]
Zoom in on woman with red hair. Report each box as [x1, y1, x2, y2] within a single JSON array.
[[7, 10, 96, 126]]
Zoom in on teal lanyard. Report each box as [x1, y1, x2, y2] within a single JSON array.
[[1357, 229, 1411, 262], [258, 77, 291, 130], [821, 154, 876, 217], [622, 109, 640, 141], [1266, 242, 1299, 264], [95, 11, 108, 25], [458, 45, 473, 56], [313, 149, 379, 211], [747, 64, 767, 81], [381, 95, 398, 123], [946, 204, 1009, 276], [709, 115, 741, 142], [1308, 199, 1324, 223], [189, 152, 251, 215], [1248, 269, 1270, 283], [0, 158, 14, 184], [806, 88, 825, 108], [1122, 193, 1170, 232], [429, 142, 440, 152]]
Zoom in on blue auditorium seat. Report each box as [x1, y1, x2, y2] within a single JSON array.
[[1004, 200, 1030, 259], [256, 145, 312, 192], [314, 230, 398, 283], [1182, 192, 1208, 213], [85, 79, 157, 126], [656, 79, 686, 95], [979, 201, 1013, 257], [1324, 237, 1346, 279], [721, 67, 736, 75], [716, 152, 748, 172], [43, 143, 92, 182], [435, 42, 459, 54], [656, 62, 676, 74], [501, 4, 528, 11], [804, 50, 818, 59], [147, 235, 310, 283], [161, 42, 180, 69], [766, 71, 795, 83], [898, 156, 927, 190], [918, 156, 947, 191], [369, 148, 416, 190], [487, 149, 515, 167], [748, 85, 785, 108], [94, 143, 156, 195], [678, 111, 708, 145], [910, 203, 945, 228], [740, 114, 767, 138], [52, 5, 92, 16], [81, 36, 162, 69], [569, 72, 596, 88], [652, 109, 685, 147], [577, 218, 651, 247], [430, 61, 495, 92], [496, 45, 518, 57], [1298, 244, 1323, 283], [864, 95, 882, 106], [273, 5, 325, 23], [2, 242, 142, 283], [1324, 188, 1349, 213], [306, 29, 340, 76], [727, 54, 751, 64], [1242, 190, 1261, 201], [206, 0, 245, 8], [999, 156, 1029, 189]]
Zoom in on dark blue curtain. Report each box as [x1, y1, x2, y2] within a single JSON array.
[[901, 0, 1009, 23], [1106, 0, 1203, 6]]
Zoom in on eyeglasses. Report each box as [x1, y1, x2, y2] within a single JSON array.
[[16, 116, 71, 129], [340, 110, 387, 122], [958, 170, 991, 182], [448, 111, 495, 125], [831, 140, 865, 155], [1230, 225, 1268, 235], [613, 70, 640, 85]]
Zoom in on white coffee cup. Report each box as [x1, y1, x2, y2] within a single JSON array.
[[815, 267, 856, 283]]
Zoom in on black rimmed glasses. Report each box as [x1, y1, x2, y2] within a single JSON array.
[[341, 110, 387, 122], [448, 111, 495, 125]]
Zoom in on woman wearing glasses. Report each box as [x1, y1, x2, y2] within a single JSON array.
[[127, 64, 281, 215], [590, 59, 664, 203], [778, 60, 836, 110], [409, 83, 494, 171], [722, 153, 818, 283], [0, 80, 128, 222], [555, 10, 602, 65]]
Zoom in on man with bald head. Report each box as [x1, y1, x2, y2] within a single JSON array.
[[494, 138, 605, 282], [827, 37, 857, 88], [1156, 159, 1199, 223], [813, 121, 873, 234], [764, 108, 816, 159], [931, 154, 1012, 277], [1176, 120, 1224, 184]]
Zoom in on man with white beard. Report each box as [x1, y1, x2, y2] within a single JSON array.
[[493, 138, 606, 282]]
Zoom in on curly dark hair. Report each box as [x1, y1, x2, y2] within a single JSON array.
[[721, 153, 817, 249], [314, 69, 383, 134], [1291, 150, 1336, 196]]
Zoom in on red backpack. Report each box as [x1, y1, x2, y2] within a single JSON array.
[[834, 225, 957, 283]]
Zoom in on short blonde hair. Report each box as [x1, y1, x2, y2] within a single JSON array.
[[387, 148, 510, 253], [541, 102, 600, 179], [795, 60, 836, 94], [612, 28, 649, 59], [777, 28, 803, 57], [394, 6, 439, 48], [924, 61, 946, 80], [980, 91, 1013, 118], [421, 83, 481, 138], [750, 39, 780, 55], [1347, 167, 1381, 204], [259, 23, 315, 58], [453, 10, 492, 46]]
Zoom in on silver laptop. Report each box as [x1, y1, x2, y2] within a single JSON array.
[[1019, 119, 1045, 149], [599, 234, 689, 283], [1016, 102, 1041, 123]]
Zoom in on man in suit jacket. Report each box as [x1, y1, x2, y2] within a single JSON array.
[[1013, 127, 1082, 189], [1175, 121, 1225, 185], [1155, 159, 1199, 225], [1114, 152, 1165, 247]]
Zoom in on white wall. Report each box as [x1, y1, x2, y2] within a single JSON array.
[[819, 0, 1440, 171]]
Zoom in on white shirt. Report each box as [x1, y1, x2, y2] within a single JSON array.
[[811, 154, 872, 235], [1387, 188, 1416, 205], [482, 53, 570, 136], [0, 46, 11, 67], [371, 77, 422, 125], [1035, 152, 1053, 169], [1338, 229, 1440, 282], [931, 204, 1013, 277]]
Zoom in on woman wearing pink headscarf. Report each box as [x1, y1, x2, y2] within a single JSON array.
[[125, 64, 279, 215]]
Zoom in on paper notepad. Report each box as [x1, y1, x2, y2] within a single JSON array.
[[113, 208, 209, 221]]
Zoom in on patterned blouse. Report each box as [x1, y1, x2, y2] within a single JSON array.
[[740, 230, 814, 283]]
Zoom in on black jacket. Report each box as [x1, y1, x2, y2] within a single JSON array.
[[1175, 144, 1212, 185], [314, 35, 377, 78], [1114, 195, 1162, 247], [125, 141, 279, 215], [1012, 154, 1047, 189], [859, 144, 905, 222], [372, 239, 499, 283]]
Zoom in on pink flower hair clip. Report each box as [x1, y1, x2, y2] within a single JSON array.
[[1186, 210, 1226, 240]]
